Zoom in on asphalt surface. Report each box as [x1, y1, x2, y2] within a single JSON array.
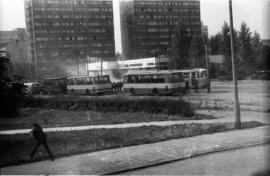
[[120, 144, 270, 175]]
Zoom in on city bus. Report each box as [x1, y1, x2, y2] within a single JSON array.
[[67, 75, 112, 95], [123, 70, 185, 95], [41, 77, 67, 94], [175, 68, 209, 89]]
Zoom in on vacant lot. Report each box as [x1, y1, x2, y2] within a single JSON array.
[[186, 80, 270, 112]]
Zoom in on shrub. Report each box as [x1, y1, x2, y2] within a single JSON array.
[[24, 96, 195, 116]]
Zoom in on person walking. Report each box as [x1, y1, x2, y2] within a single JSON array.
[[185, 80, 190, 94], [30, 123, 55, 161], [193, 79, 198, 93]]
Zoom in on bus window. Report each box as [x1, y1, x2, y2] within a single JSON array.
[[90, 77, 95, 84], [85, 77, 92, 85], [191, 72, 196, 79], [68, 78, 75, 85], [202, 71, 207, 78], [124, 76, 128, 83], [152, 74, 165, 83], [95, 77, 101, 84], [183, 72, 190, 79]]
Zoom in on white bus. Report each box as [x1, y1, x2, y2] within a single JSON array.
[[176, 68, 209, 89], [67, 75, 112, 95], [123, 70, 185, 95]]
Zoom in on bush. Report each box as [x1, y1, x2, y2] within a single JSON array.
[[0, 76, 26, 117], [24, 96, 195, 116]]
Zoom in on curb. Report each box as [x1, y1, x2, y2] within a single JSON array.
[[101, 141, 270, 175]]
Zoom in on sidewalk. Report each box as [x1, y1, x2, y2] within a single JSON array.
[[2, 125, 269, 175], [0, 110, 269, 135]]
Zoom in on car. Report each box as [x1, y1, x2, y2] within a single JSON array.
[[24, 82, 41, 95]]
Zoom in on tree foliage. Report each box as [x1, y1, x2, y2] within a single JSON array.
[[208, 21, 267, 78], [0, 55, 26, 117], [168, 24, 192, 69], [189, 32, 205, 68]]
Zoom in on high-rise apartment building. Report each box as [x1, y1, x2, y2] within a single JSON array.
[[120, 0, 201, 60], [25, 0, 115, 78]]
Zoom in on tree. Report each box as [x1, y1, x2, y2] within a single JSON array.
[[168, 24, 192, 69], [257, 46, 270, 70], [189, 32, 205, 68], [12, 62, 35, 82], [252, 31, 262, 69], [238, 22, 253, 73], [209, 33, 223, 55], [220, 21, 238, 72], [0, 54, 26, 117], [209, 21, 239, 76]]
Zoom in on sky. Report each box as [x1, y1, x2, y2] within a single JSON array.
[[0, 0, 269, 53]]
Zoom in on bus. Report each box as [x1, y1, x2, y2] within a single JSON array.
[[175, 68, 209, 89], [67, 75, 112, 95], [41, 77, 67, 94], [123, 70, 185, 95]]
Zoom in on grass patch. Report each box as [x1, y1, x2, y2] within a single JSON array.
[[0, 121, 263, 167], [23, 95, 194, 116], [0, 108, 217, 131]]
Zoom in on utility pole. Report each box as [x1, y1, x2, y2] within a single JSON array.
[[100, 58, 103, 76], [229, 0, 241, 129], [86, 56, 89, 76], [77, 57, 80, 76], [205, 45, 211, 93]]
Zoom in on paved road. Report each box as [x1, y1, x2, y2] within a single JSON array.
[[120, 144, 270, 175]]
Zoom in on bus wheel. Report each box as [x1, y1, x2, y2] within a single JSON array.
[[130, 88, 136, 95], [152, 88, 159, 96]]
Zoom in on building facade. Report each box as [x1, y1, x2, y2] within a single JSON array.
[[25, 0, 115, 78], [0, 28, 28, 64], [120, 0, 201, 60]]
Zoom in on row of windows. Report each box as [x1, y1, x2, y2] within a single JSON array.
[[139, 41, 169, 46], [36, 35, 113, 41], [137, 14, 199, 19], [35, 22, 112, 27], [136, 21, 179, 26], [124, 73, 183, 84], [40, 43, 114, 49], [33, 7, 112, 12], [35, 29, 112, 34], [136, 8, 200, 13], [137, 7, 196, 13], [137, 34, 169, 40], [90, 50, 114, 54], [37, 0, 112, 5], [68, 75, 110, 85], [137, 1, 199, 6], [34, 14, 112, 20], [146, 28, 170, 32]]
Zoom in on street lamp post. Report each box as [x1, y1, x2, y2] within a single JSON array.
[[229, 0, 241, 129], [205, 45, 211, 93]]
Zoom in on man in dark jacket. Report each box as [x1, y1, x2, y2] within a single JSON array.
[[193, 79, 198, 93], [185, 80, 190, 94], [30, 123, 55, 160]]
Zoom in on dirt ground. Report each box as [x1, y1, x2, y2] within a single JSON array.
[[185, 80, 270, 112]]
